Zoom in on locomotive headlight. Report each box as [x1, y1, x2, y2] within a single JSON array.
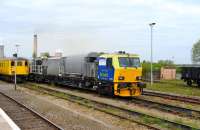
[[118, 76, 125, 80], [136, 76, 142, 80]]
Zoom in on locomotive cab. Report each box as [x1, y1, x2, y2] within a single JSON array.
[[98, 53, 145, 97]]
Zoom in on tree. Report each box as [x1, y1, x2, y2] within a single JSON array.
[[157, 60, 174, 66], [142, 60, 174, 74], [40, 52, 50, 58], [192, 40, 200, 63], [142, 60, 175, 80]]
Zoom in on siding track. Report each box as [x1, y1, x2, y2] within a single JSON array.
[[131, 97, 200, 119], [143, 90, 200, 105]]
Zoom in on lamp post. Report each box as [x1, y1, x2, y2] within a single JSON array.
[[14, 44, 20, 90], [149, 23, 156, 86]]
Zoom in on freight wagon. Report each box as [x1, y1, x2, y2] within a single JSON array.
[[181, 64, 200, 86]]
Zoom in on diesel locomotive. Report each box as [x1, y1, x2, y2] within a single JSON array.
[[0, 58, 29, 82], [28, 52, 145, 97]]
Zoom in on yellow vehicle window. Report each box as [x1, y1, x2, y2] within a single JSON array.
[[17, 61, 22, 66], [25, 61, 28, 66], [106, 58, 113, 68], [118, 57, 141, 68], [11, 61, 15, 66]]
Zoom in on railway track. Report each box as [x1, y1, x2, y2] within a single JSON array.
[[22, 83, 199, 130], [143, 90, 200, 105], [0, 91, 63, 130], [27, 82, 200, 120], [131, 97, 200, 119]]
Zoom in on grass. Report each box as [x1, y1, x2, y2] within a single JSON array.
[[145, 80, 200, 97], [141, 115, 162, 125]]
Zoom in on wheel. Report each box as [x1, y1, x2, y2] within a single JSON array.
[[187, 80, 192, 86], [108, 86, 114, 97], [78, 82, 82, 88], [97, 85, 106, 96]]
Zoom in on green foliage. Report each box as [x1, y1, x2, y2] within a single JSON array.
[[176, 66, 182, 73], [157, 60, 174, 66], [44, 52, 50, 57], [192, 40, 200, 63], [41, 52, 50, 58], [142, 60, 175, 74]]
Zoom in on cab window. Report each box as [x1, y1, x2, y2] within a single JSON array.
[[129, 58, 141, 67], [17, 61, 22, 66], [11, 61, 15, 66], [118, 57, 141, 67], [25, 61, 28, 66], [118, 57, 129, 67], [106, 58, 113, 68]]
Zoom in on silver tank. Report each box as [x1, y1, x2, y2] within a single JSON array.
[[43, 57, 64, 75], [63, 52, 100, 78]]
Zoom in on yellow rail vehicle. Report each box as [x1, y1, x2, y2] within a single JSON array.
[[98, 53, 146, 97], [0, 58, 29, 82]]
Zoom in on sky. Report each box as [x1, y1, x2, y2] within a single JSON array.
[[0, 0, 200, 63]]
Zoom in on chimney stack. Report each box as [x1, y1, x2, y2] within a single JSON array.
[[33, 34, 37, 58]]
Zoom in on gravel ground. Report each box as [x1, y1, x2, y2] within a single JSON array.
[[0, 82, 149, 130], [27, 83, 200, 128]]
